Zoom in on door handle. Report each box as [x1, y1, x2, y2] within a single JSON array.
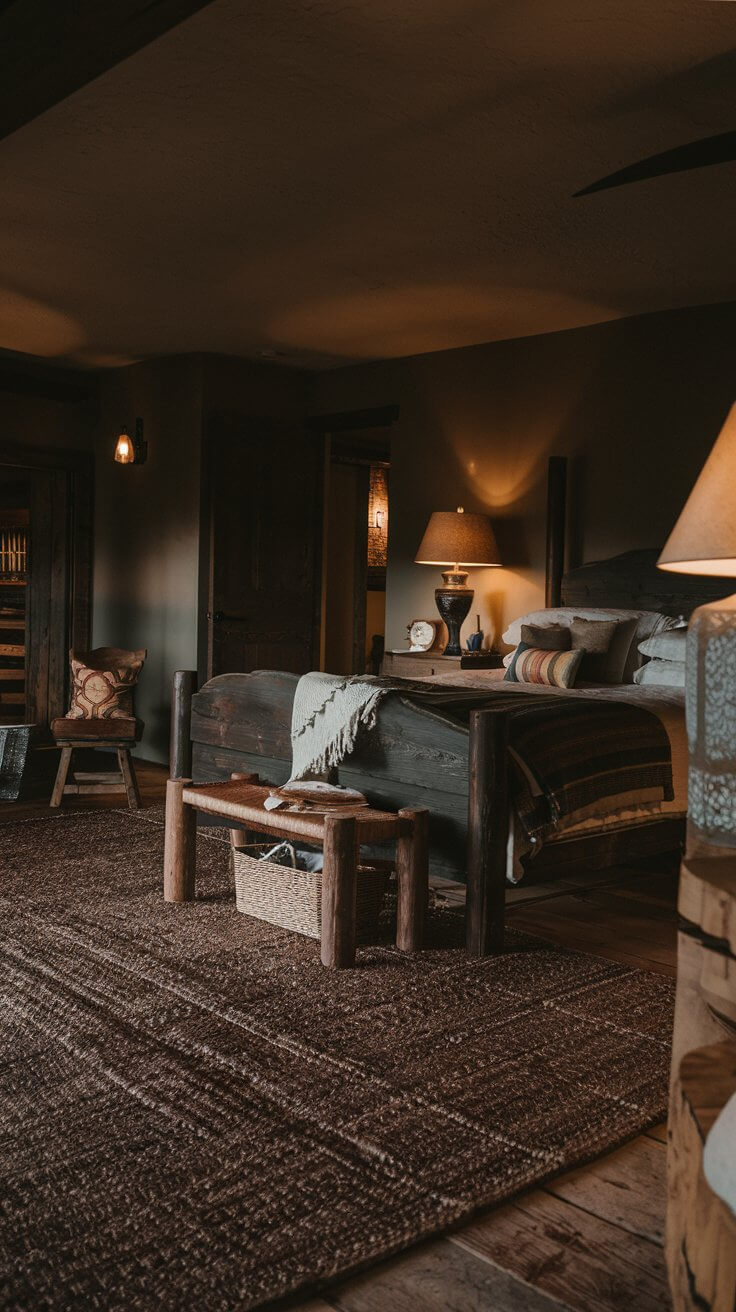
[[207, 611, 248, 623]]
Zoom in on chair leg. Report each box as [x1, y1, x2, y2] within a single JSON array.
[[117, 748, 141, 810], [50, 746, 73, 808]]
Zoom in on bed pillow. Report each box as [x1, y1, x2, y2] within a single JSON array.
[[638, 629, 688, 662], [570, 616, 638, 684], [502, 608, 684, 682], [504, 643, 583, 688], [520, 623, 571, 650], [633, 659, 686, 688]]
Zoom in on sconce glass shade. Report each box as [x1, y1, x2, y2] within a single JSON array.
[[114, 430, 135, 464], [658, 402, 736, 847]]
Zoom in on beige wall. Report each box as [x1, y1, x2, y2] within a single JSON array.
[[311, 301, 736, 653]]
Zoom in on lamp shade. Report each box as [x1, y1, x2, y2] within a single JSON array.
[[659, 402, 736, 576], [415, 508, 501, 567]]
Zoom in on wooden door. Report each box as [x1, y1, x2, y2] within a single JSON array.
[[203, 417, 324, 679]]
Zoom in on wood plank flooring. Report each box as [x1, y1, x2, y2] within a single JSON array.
[[1, 762, 677, 1311]]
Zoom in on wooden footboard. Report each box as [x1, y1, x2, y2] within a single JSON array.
[[172, 670, 684, 959]]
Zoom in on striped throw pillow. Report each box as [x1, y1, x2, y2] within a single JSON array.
[[504, 643, 583, 688]]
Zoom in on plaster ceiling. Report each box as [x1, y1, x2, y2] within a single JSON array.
[[0, 0, 734, 369]]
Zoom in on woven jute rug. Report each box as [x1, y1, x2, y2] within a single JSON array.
[[0, 809, 674, 1310]]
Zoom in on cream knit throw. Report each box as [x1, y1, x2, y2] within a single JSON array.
[[290, 672, 389, 780]]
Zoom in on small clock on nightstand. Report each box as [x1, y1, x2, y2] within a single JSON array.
[[407, 619, 442, 652]]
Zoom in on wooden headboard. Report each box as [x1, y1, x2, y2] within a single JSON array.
[[560, 549, 727, 618]]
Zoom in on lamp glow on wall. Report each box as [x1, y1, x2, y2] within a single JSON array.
[[658, 401, 736, 845], [415, 506, 501, 655], [114, 418, 147, 465]]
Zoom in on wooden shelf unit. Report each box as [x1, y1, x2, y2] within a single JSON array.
[[0, 516, 29, 723]]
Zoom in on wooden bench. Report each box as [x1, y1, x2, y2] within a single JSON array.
[[163, 772, 429, 969]]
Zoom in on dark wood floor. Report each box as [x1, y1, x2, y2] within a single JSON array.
[[3, 761, 677, 1311]]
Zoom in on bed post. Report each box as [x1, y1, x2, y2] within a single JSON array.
[[170, 669, 198, 779], [466, 707, 510, 957], [545, 455, 567, 608]]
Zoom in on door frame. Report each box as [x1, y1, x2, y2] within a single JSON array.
[[0, 441, 93, 731], [314, 411, 396, 675]]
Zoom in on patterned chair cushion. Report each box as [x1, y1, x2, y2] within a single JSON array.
[[66, 647, 146, 720]]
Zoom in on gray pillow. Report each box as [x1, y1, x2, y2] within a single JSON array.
[[638, 629, 688, 662], [571, 616, 638, 684], [520, 623, 571, 651], [633, 659, 686, 688]]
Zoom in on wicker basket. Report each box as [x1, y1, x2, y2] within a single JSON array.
[[233, 845, 388, 942]]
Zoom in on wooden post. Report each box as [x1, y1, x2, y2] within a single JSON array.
[[671, 855, 736, 1095], [466, 708, 509, 957], [666, 1041, 736, 1311], [163, 778, 197, 902], [170, 669, 197, 779], [321, 813, 357, 968], [545, 455, 567, 608], [396, 807, 429, 952], [229, 771, 259, 850]]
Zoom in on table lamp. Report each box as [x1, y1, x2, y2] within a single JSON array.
[[415, 507, 501, 655], [658, 401, 736, 846]]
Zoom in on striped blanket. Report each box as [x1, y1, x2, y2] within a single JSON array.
[[505, 695, 674, 840], [382, 680, 674, 842]]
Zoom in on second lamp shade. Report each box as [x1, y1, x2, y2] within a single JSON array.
[[415, 508, 500, 567]]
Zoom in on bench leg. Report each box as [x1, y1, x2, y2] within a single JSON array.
[[50, 746, 73, 808], [396, 807, 429, 952], [163, 778, 197, 902], [118, 748, 141, 810], [321, 814, 357, 968]]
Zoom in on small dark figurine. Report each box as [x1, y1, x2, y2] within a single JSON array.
[[466, 614, 483, 652]]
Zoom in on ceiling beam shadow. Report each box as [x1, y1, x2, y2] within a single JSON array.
[[575, 129, 736, 197]]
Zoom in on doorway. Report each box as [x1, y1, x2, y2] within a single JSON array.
[[322, 432, 391, 676], [200, 414, 324, 681]]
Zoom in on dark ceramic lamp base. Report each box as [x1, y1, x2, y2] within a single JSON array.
[[435, 584, 473, 656]]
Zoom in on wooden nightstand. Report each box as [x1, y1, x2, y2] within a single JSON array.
[[381, 650, 504, 678]]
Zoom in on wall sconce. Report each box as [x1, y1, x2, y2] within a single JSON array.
[[114, 418, 147, 465], [375, 510, 383, 530]]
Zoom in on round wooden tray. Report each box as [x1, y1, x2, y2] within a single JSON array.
[[269, 782, 369, 813]]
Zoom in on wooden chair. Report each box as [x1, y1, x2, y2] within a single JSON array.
[[50, 719, 143, 809], [50, 645, 145, 810]]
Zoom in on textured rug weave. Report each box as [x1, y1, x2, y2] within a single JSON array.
[[0, 809, 674, 1310]]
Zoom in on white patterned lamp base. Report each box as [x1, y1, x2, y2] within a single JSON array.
[[687, 595, 736, 845]]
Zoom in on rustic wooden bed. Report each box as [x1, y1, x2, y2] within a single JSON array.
[[171, 548, 723, 956]]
